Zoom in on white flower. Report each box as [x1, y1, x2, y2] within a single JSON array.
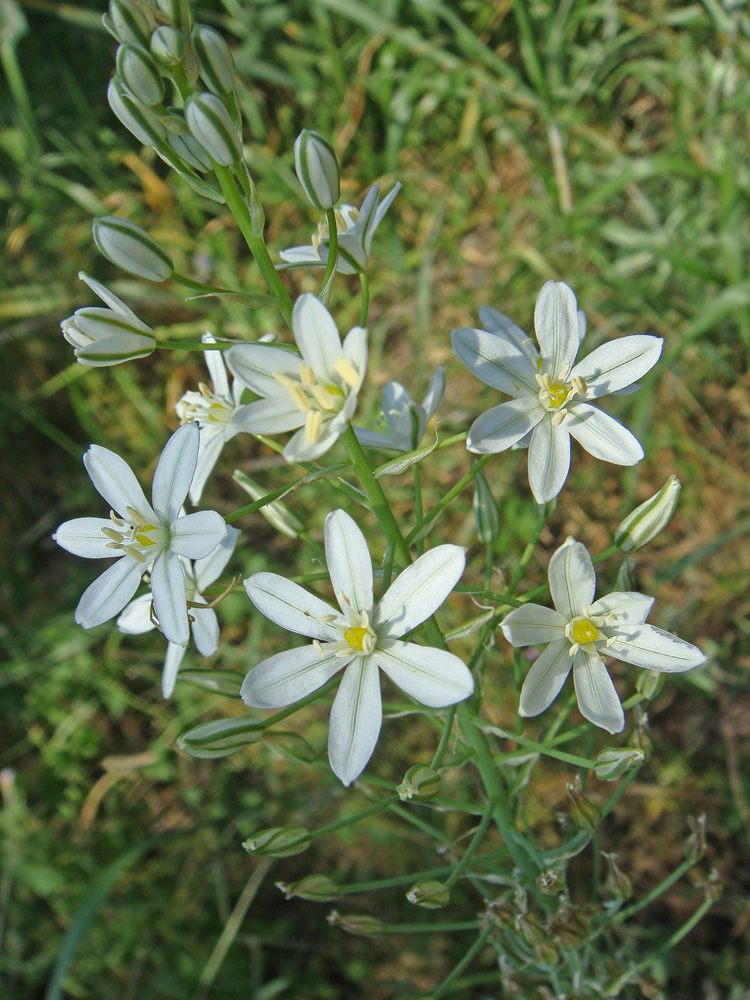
[[227, 294, 367, 462], [118, 526, 240, 697], [53, 423, 227, 645], [61, 272, 156, 367], [278, 182, 401, 275], [241, 509, 474, 786], [354, 367, 445, 452], [452, 281, 663, 502], [501, 537, 706, 734]]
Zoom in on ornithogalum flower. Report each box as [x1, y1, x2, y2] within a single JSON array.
[[501, 537, 706, 733], [278, 182, 401, 275], [355, 367, 445, 452], [61, 272, 156, 366], [241, 509, 474, 786], [452, 281, 663, 503], [53, 423, 226, 645], [118, 526, 240, 697], [227, 294, 367, 463]]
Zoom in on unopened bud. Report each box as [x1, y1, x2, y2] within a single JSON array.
[[177, 715, 262, 758], [615, 475, 681, 552], [154, 0, 183, 22], [635, 668, 665, 701], [294, 129, 340, 210], [397, 764, 441, 801], [326, 911, 383, 936], [473, 469, 500, 546], [602, 852, 633, 902], [276, 875, 339, 901], [516, 912, 546, 948], [166, 130, 212, 173], [232, 471, 304, 538], [116, 43, 165, 106], [103, 0, 151, 47], [567, 776, 601, 832], [150, 25, 184, 66], [108, 77, 166, 147], [184, 91, 243, 165], [243, 825, 309, 858], [537, 868, 567, 895], [192, 23, 236, 95], [594, 747, 645, 782], [93, 216, 173, 282], [406, 879, 450, 909], [684, 813, 707, 863]]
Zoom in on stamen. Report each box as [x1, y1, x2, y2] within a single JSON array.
[[605, 636, 617, 647], [199, 382, 212, 400], [102, 527, 124, 542], [313, 640, 325, 659], [550, 410, 567, 425], [571, 375, 587, 395], [535, 373, 546, 389], [305, 410, 323, 442], [299, 363, 316, 386], [334, 357, 361, 388], [568, 642, 579, 657], [310, 384, 334, 410]]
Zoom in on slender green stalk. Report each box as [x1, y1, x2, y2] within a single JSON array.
[[258, 675, 341, 729], [282, 796, 398, 851], [604, 857, 695, 930], [430, 705, 457, 770], [507, 510, 548, 596], [431, 923, 494, 999], [380, 540, 396, 597], [155, 339, 233, 352], [406, 454, 492, 544], [317, 207, 339, 303], [445, 798, 495, 889], [359, 272, 370, 326], [412, 464, 425, 555], [379, 922, 478, 934], [338, 847, 509, 895], [170, 273, 236, 294]]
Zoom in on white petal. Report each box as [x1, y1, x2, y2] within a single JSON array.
[[422, 366, 446, 421], [231, 396, 307, 435], [83, 445, 154, 521], [325, 510, 373, 615], [528, 418, 571, 503], [245, 572, 342, 641], [573, 649, 624, 733], [226, 343, 301, 397], [75, 557, 144, 629], [467, 397, 545, 454], [589, 591, 654, 624], [571, 335, 662, 398], [116, 593, 154, 634], [241, 643, 344, 709], [500, 604, 567, 646], [374, 544, 465, 639], [162, 643, 187, 698], [328, 656, 382, 786], [518, 638, 572, 717], [202, 337, 231, 398], [478, 305, 538, 362], [194, 524, 240, 588], [78, 271, 139, 321], [188, 428, 226, 505], [354, 426, 396, 449], [53, 517, 118, 559], [278, 245, 323, 267], [375, 640, 474, 706], [566, 403, 644, 465], [292, 293, 342, 383], [151, 550, 190, 646], [534, 281, 580, 379], [282, 422, 341, 463], [152, 424, 199, 523], [74, 333, 155, 364], [342, 325, 368, 386], [190, 606, 220, 657], [451, 327, 538, 396], [170, 510, 226, 559], [605, 624, 707, 672], [367, 181, 401, 252], [548, 537, 596, 619]]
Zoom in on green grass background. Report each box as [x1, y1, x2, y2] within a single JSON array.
[[2, 0, 750, 997]]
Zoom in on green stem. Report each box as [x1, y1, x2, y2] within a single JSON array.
[[170, 273, 236, 294], [379, 922, 478, 934], [431, 923, 494, 999], [155, 339, 233, 352], [359, 273, 370, 326], [318, 208, 339, 303], [406, 455, 492, 544], [445, 798, 495, 889], [412, 464, 424, 555], [283, 796, 397, 851], [338, 847, 509, 895], [507, 510, 548, 596], [604, 857, 695, 930], [259, 675, 340, 730], [431, 705, 457, 770], [380, 540, 396, 598]]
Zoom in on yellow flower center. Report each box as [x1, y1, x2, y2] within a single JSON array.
[[546, 383, 568, 408], [570, 619, 599, 645], [344, 626, 371, 651]]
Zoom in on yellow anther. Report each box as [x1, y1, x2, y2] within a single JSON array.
[[334, 357, 361, 389], [310, 383, 335, 410], [571, 375, 587, 395], [199, 382, 212, 400], [313, 639, 325, 659], [550, 410, 567, 426], [299, 363, 316, 386], [570, 619, 599, 645], [344, 626, 371, 651], [305, 409, 323, 443], [102, 527, 124, 542]]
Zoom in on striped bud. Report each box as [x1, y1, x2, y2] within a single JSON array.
[[62, 308, 155, 368], [176, 715, 263, 758], [397, 764, 441, 801], [243, 826, 309, 858], [294, 129, 340, 210], [107, 76, 166, 147], [276, 875, 339, 901], [150, 25, 184, 66], [232, 471, 304, 538], [191, 23, 236, 96], [594, 747, 645, 782], [166, 130, 213, 173], [473, 469, 500, 546], [184, 91, 242, 165], [615, 475, 681, 552], [406, 879, 450, 909], [103, 0, 151, 47], [93, 216, 173, 281], [154, 0, 183, 22], [116, 43, 165, 106]]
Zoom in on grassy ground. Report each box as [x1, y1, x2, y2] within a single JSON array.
[[2, 0, 750, 997]]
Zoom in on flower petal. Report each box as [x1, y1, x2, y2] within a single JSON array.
[[162, 642, 187, 698], [116, 593, 154, 634], [241, 643, 344, 709], [605, 624, 707, 672], [422, 366, 446, 421], [467, 397, 545, 454], [292, 293, 342, 383], [501, 604, 567, 647], [194, 525, 240, 589], [451, 327, 538, 396], [151, 550, 190, 646], [328, 656, 382, 786], [548, 537, 596, 619], [571, 335, 662, 398], [202, 336, 231, 399], [566, 403, 644, 465], [78, 271, 139, 321], [152, 423, 199, 523], [589, 591, 654, 625], [75, 556, 144, 630], [534, 280, 580, 379], [342, 325, 368, 387], [528, 418, 571, 503], [190, 607, 220, 657], [354, 426, 395, 449], [325, 510, 373, 616], [277, 245, 323, 267], [572, 649, 624, 733], [53, 517, 119, 559], [188, 427, 226, 505], [245, 572, 342, 641], [170, 510, 226, 559], [518, 638, 572, 718], [226, 343, 301, 397], [375, 640, 474, 707], [83, 445, 154, 521], [374, 544, 465, 639], [282, 422, 341, 463], [231, 396, 308, 435], [478, 305, 538, 364]]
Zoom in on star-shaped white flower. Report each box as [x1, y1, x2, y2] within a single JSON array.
[[227, 294, 367, 463], [61, 272, 156, 367], [117, 526, 240, 697], [501, 537, 706, 733], [452, 281, 663, 502], [354, 367, 445, 452], [241, 509, 474, 786], [278, 182, 401, 275], [53, 423, 227, 645]]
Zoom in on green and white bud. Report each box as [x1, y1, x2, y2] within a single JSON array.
[[93, 216, 173, 281], [326, 911, 383, 937], [294, 129, 340, 210], [184, 91, 242, 166], [397, 764, 441, 801], [473, 469, 500, 546], [635, 668, 666, 701], [150, 25, 184, 67], [154, 0, 183, 22], [108, 76, 166, 147], [406, 879, 450, 909], [116, 43, 165, 107], [276, 875, 339, 901], [166, 130, 213, 172], [103, 0, 151, 47], [243, 826, 309, 858], [615, 475, 681, 552], [537, 868, 567, 895], [594, 747, 645, 782], [191, 23, 236, 96], [61, 272, 156, 368], [232, 471, 304, 538], [567, 776, 601, 831], [176, 715, 263, 758]]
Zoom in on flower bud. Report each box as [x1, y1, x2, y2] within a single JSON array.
[[116, 43, 165, 106], [154, 0, 182, 22], [150, 25, 184, 66], [473, 469, 500, 546], [276, 875, 339, 901], [537, 868, 567, 895], [602, 852, 633, 902], [635, 668, 665, 701], [397, 764, 441, 801], [62, 272, 156, 367], [184, 91, 242, 165], [594, 747, 645, 782], [614, 475, 681, 552], [406, 879, 450, 909], [684, 813, 707, 863], [93, 216, 173, 282], [191, 23, 236, 96], [326, 911, 383, 937], [294, 129, 340, 210], [103, 0, 151, 47], [243, 825, 309, 858], [567, 776, 601, 832], [166, 130, 212, 173], [176, 714, 263, 758], [232, 471, 304, 538], [108, 77, 167, 147]]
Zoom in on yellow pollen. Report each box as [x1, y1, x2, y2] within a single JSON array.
[[310, 383, 335, 410], [570, 619, 599, 645], [344, 626, 370, 651], [334, 357, 361, 388], [305, 409, 323, 443], [546, 383, 568, 408]]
